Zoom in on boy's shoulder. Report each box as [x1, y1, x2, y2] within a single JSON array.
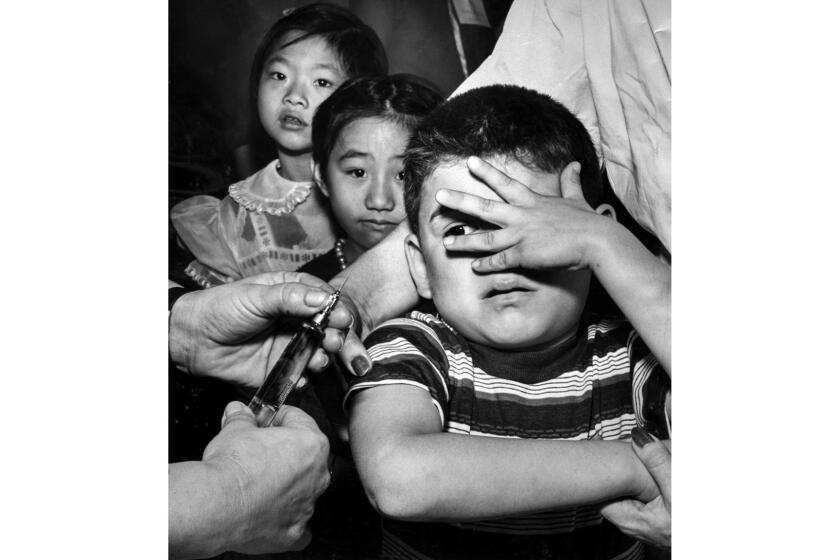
[[366, 310, 456, 344], [364, 311, 467, 360]]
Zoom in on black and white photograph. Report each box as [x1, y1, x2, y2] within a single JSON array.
[[168, 1, 671, 559]]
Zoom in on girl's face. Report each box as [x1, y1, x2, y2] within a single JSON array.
[[257, 34, 348, 154], [319, 116, 410, 256]]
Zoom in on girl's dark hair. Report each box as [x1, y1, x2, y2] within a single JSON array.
[[248, 3, 388, 106], [311, 74, 444, 179], [403, 84, 604, 233]]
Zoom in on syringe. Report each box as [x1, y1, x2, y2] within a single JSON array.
[[248, 287, 342, 427]]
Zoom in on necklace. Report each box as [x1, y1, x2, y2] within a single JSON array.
[[334, 238, 347, 270]]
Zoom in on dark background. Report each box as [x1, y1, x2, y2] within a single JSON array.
[[169, 0, 512, 206], [168, 0, 514, 463]]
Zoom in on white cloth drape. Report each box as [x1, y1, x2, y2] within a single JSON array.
[[454, 0, 671, 251]]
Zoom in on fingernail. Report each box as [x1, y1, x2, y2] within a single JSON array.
[[631, 427, 656, 448], [321, 353, 331, 369], [351, 356, 371, 376], [305, 290, 327, 306], [225, 401, 246, 414], [573, 162, 582, 174], [443, 237, 453, 246], [435, 190, 450, 203], [221, 401, 246, 427]]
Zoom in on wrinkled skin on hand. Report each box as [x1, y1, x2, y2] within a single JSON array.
[[601, 430, 671, 548], [169, 271, 368, 388], [202, 401, 331, 555]]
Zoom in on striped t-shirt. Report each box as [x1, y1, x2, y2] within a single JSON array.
[[346, 311, 670, 560]]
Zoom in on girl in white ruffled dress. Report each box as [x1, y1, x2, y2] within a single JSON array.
[[170, 4, 388, 287]]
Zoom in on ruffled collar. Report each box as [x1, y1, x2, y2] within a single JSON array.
[[228, 159, 313, 216]]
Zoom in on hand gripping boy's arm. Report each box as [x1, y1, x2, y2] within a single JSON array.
[[349, 385, 661, 522], [437, 157, 670, 374], [332, 220, 420, 336]]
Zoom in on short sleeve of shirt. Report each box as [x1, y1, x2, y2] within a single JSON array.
[[626, 327, 671, 439], [170, 194, 243, 284], [345, 315, 452, 427]]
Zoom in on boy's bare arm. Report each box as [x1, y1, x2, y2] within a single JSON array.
[[584, 215, 670, 373], [349, 385, 657, 522], [437, 157, 670, 373]]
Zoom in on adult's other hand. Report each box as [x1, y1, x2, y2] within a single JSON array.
[[169, 401, 330, 558], [600, 427, 671, 548]]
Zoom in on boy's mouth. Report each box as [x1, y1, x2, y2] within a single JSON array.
[[483, 275, 535, 299], [484, 287, 531, 299]]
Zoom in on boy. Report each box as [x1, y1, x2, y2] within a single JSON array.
[[346, 85, 671, 560]]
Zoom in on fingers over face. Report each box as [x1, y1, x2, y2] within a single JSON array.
[[435, 189, 508, 227], [471, 249, 522, 273], [442, 227, 515, 255], [466, 156, 530, 203]]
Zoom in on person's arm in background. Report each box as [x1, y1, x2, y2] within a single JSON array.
[[332, 220, 418, 336], [331, 221, 419, 377], [349, 385, 659, 521], [170, 402, 330, 558]]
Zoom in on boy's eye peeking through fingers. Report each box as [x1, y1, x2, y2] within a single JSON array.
[[442, 218, 496, 238], [443, 223, 476, 237]]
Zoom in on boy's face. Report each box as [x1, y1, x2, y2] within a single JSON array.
[[317, 116, 409, 256], [406, 156, 590, 350], [257, 34, 348, 154]]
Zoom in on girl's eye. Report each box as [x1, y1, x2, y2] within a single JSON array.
[[316, 79, 333, 88], [396, 170, 405, 181], [443, 223, 477, 237], [348, 169, 366, 179], [268, 71, 286, 81]]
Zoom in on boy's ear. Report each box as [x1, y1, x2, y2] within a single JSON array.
[[594, 203, 617, 221], [404, 233, 432, 299], [311, 160, 329, 198]]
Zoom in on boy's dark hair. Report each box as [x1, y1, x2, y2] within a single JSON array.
[[312, 74, 444, 178], [249, 3, 388, 106], [403, 85, 604, 233]]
